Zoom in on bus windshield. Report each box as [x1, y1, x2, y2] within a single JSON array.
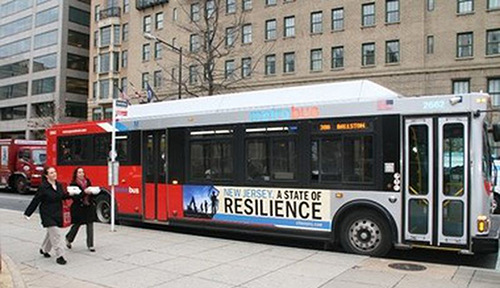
[[32, 149, 47, 165]]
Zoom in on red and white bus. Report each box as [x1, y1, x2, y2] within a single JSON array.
[[46, 80, 499, 256]]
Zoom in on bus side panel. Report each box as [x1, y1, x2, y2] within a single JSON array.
[[167, 184, 184, 218], [157, 183, 168, 221], [145, 183, 156, 219]]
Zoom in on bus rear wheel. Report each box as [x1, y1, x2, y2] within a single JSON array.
[[339, 209, 392, 256], [95, 195, 111, 223], [15, 176, 28, 194]]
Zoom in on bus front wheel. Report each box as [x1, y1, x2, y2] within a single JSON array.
[[95, 194, 111, 223], [339, 209, 392, 256]]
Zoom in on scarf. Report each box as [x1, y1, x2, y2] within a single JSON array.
[[76, 178, 90, 205]]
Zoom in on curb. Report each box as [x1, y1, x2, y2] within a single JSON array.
[[1, 253, 27, 288]]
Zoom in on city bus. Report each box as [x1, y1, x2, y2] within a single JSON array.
[[46, 80, 499, 256]]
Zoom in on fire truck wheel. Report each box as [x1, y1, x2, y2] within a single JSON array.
[[95, 194, 111, 223], [15, 176, 28, 194]]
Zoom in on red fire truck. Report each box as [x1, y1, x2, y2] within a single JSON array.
[[0, 139, 47, 194]]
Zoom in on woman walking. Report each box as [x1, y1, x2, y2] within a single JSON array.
[[65, 167, 97, 252], [24, 166, 68, 265]]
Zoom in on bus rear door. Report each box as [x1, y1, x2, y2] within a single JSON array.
[[143, 130, 168, 221], [404, 116, 468, 247]]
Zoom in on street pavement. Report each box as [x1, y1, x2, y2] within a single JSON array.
[[1, 209, 500, 288]]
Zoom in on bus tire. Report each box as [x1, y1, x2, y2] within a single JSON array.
[[339, 209, 392, 256], [95, 194, 111, 223], [15, 176, 28, 194]]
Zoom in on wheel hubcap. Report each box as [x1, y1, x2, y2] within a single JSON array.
[[97, 201, 110, 223], [349, 219, 381, 252]]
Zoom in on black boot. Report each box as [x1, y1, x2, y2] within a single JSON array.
[[56, 256, 67, 265], [39, 249, 50, 258]]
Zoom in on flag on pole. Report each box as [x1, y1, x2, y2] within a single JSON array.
[[146, 83, 159, 103], [117, 86, 130, 103], [129, 82, 144, 100]]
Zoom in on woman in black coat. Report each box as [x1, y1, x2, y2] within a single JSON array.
[[65, 167, 97, 252], [24, 166, 69, 265]]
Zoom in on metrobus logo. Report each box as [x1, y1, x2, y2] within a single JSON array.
[[249, 106, 320, 122]]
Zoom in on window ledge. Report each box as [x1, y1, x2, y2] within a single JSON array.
[[361, 64, 376, 68], [265, 38, 277, 43], [310, 32, 323, 36], [456, 11, 475, 16], [241, 42, 252, 46], [242, 9, 253, 13], [283, 72, 296, 76], [331, 67, 345, 71], [361, 25, 376, 29], [385, 21, 400, 26], [265, 4, 277, 8], [264, 74, 277, 78], [485, 54, 500, 58], [310, 70, 323, 73], [487, 8, 500, 12], [455, 56, 474, 61], [385, 62, 400, 66], [283, 36, 296, 40], [331, 29, 344, 33]]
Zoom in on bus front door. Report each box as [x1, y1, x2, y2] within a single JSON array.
[[404, 116, 468, 247], [143, 130, 168, 221]]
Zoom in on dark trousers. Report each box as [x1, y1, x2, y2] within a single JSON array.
[[66, 223, 94, 248]]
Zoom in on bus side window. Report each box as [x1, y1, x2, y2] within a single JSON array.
[[246, 139, 270, 181], [18, 149, 30, 162]]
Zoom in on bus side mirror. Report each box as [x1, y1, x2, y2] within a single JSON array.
[[493, 124, 500, 142]]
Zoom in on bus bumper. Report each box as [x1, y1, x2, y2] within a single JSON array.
[[472, 216, 500, 254]]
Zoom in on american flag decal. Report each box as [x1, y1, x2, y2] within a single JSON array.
[[377, 99, 394, 110]]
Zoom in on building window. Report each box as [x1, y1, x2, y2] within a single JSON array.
[[0, 60, 29, 80], [94, 30, 98, 47], [242, 24, 252, 44], [92, 82, 98, 99], [33, 102, 54, 118], [154, 70, 162, 88], [69, 7, 90, 27], [206, 0, 215, 18], [427, 0, 435, 11], [33, 53, 57, 72], [488, 0, 500, 9], [113, 52, 120, 72], [122, 50, 128, 67], [142, 73, 149, 89], [362, 3, 376, 26], [225, 60, 235, 79], [487, 29, 500, 56], [331, 8, 344, 31], [427, 35, 434, 54], [93, 56, 98, 73], [32, 77, 56, 95], [155, 42, 162, 59], [452, 79, 470, 94], [99, 53, 110, 73], [65, 102, 87, 119], [310, 11, 323, 34], [1, 106, 27, 121], [457, 32, 473, 58], [243, 0, 252, 10], [226, 27, 236, 47], [67, 53, 89, 72], [36, 7, 58, 27], [0, 82, 28, 100], [362, 43, 376, 66], [386, 40, 400, 63], [265, 54, 276, 75], [242, 57, 252, 78], [191, 3, 200, 21], [189, 65, 198, 84], [99, 80, 109, 99], [113, 25, 120, 45], [34, 30, 58, 49], [386, 0, 399, 23], [310, 49, 322, 71], [95, 5, 100, 22], [284, 52, 295, 73], [265, 19, 276, 40], [66, 77, 88, 95], [143, 43, 151, 61], [92, 108, 102, 121], [284, 16, 295, 37], [122, 23, 129, 41], [457, 0, 473, 13], [123, 0, 129, 13], [332, 46, 344, 68], [190, 34, 200, 52], [488, 78, 500, 106], [156, 12, 163, 30], [143, 15, 151, 33], [68, 30, 90, 49], [226, 0, 236, 14], [100, 26, 111, 47], [173, 8, 178, 21], [266, 0, 276, 6]]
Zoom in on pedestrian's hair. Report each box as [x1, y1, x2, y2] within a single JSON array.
[[42, 166, 56, 182], [72, 167, 85, 182]]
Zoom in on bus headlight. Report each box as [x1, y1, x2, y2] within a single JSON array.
[[477, 215, 489, 233]]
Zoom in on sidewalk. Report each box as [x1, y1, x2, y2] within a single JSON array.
[[0, 208, 499, 288]]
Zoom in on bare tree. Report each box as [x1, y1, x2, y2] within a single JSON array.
[[151, 0, 274, 99]]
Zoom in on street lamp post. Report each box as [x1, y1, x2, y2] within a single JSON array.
[[144, 33, 183, 99]]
